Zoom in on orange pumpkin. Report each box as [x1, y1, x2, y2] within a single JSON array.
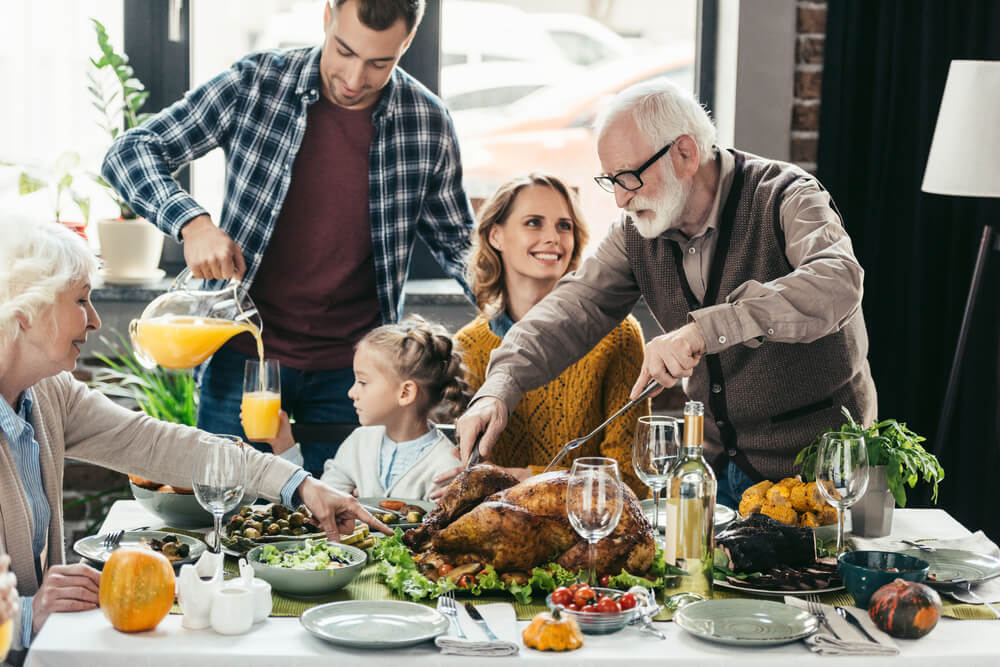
[[868, 578, 941, 639], [99, 547, 176, 632]]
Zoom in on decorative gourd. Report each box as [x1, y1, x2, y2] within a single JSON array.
[[99, 547, 176, 632], [522, 607, 584, 651], [868, 578, 941, 639]]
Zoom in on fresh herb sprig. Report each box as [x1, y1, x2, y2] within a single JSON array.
[[794, 407, 944, 507]]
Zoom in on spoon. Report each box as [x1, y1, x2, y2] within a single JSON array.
[[900, 539, 936, 552]]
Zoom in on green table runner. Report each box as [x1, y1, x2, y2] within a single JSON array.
[[162, 528, 997, 621]]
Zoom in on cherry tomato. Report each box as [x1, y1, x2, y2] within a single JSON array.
[[457, 574, 475, 588], [577, 603, 598, 613], [437, 564, 454, 578], [551, 587, 574, 607], [599, 574, 611, 587], [596, 597, 622, 614], [565, 603, 581, 612], [573, 586, 596, 608], [619, 592, 638, 611]]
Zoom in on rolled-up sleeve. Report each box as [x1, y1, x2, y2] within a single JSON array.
[[690, 180, 864, 354]]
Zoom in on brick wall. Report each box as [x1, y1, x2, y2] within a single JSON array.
[[791, 1, 826, 172]]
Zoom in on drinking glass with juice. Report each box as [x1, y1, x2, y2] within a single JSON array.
[[242, 359, 281, 441]]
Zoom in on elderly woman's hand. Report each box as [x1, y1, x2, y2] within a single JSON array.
[[31, 563, 101, 634], [0, 555, 18, 627], [297, 477, 392, 539]]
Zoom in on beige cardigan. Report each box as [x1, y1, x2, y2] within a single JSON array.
[[0, 372, 300, 653]]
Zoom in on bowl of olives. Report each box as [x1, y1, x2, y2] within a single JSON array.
[[130, 480, 256, 528], [221, 503, 326, 554]]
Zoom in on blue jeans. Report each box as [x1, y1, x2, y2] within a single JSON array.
[[716, 461, 758, 510], [196, 346, 357, 477]]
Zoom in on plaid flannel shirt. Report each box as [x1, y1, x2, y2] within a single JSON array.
[[102, 47, 473, 323]]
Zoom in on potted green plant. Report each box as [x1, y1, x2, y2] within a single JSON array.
[[4, 151, 91, 238], [795, 407, 945, 537], [88, 18, 164, 282]]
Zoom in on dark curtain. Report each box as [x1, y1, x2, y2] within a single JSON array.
[[818, 1, 1000, 541]]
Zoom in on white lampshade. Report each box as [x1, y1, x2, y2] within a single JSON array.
[[922, 60, 1000, 198]]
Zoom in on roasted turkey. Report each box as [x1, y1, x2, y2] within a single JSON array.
[[404, 465, 655, 577]]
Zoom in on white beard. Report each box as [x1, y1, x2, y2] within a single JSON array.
[[623, 160, 693, 239]]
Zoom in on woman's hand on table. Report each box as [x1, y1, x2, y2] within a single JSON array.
[[31, 563, 101, 633], [297, 477, 392, 539], [0, 555, 18, 626], [429, 462, 531, 501], [455, 396, 509, 463]]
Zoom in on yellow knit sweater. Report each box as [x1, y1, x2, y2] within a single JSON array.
[[456, 314, 649, 497]]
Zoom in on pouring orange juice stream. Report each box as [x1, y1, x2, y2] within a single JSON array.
[[130, 281, 280, 439]]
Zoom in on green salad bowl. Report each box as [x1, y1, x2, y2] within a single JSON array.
[[247, 539, 367, 597]]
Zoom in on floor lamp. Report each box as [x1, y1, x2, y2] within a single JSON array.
[[921, 60, 1000, 456]]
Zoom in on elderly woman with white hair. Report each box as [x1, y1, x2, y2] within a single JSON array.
[[0, 217, 388, 659]]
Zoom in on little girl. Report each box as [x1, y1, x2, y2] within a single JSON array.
[[267, 316, 469, 501]]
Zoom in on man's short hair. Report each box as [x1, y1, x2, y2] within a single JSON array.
[[333, 0, 425, 33]]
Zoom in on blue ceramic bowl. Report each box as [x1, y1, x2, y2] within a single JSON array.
[[838, 550, 930, 609]]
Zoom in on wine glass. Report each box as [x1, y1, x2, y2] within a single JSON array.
[[815, 432, 870, 554], [632, 416, 680, 544], [566, 457, 624, 585], [193, 434, 248, 553]]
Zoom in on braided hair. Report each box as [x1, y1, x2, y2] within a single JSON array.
[[359, 315, 470, 422]]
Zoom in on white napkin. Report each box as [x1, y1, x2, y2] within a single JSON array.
[[434, 602, 520, 656], [784, 596, 899, 656], [853, 531, 1000, 604]]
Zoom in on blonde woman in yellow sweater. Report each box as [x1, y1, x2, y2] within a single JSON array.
[[430, 172, 648, 499]]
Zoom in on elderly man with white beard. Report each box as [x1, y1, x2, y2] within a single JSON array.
[[455, 78, 877, 508]]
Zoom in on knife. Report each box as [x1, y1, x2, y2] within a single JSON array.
[[464, 431, 484, 470], [463, 602, 499, 641], [835, 606, 880, 644]]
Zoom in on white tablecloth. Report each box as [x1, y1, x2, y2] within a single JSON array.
[[26, 503, 1000, 666]]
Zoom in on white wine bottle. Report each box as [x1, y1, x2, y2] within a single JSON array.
[[663, 400, 717, 598]]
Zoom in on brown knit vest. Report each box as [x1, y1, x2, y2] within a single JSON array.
[[625, 150, 877, 480]]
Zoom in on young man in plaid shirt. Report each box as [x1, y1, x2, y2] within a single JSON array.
[[103, 0, 474, 475]]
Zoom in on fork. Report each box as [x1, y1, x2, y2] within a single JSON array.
[[805, 595, 840, 639], [950, 579, 1000, 618], [102, 529, 125, 550], [543, 379, 659, 472], [437, 591, 467, 639]]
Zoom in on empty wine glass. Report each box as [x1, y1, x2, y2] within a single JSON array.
[[566, 457, 624, 585], [632, 416, 680, 544], [193, 434, 248, 554], [815, 432, 870, 554]]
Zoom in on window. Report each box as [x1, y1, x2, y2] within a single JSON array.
[[0, 1, 126, 236], [185, 0, 699, 259]]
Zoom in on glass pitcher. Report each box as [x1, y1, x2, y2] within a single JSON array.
[[129, 268, 263, 370]]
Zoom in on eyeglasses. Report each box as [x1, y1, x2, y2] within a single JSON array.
[[593, 141, 674, 193]]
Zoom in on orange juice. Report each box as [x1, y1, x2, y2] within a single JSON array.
[[130, 316, 263, 370], [241, 391, 281, 440], [0, 618, 11, 661]]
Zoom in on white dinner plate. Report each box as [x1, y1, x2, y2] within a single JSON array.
[[73, 530, 205, 565], [641, 499, 736, 533], [300, 600, 449, 649], [902, 548, 1000, 587], [674, 599, 818, 646], [713, 578, 845, 597]]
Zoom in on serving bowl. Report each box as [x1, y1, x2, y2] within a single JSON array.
[[247, 539, 367, 597], [130, 481, 255, 528], [544, 587, 641, 634], [838, 550, 929, 608]]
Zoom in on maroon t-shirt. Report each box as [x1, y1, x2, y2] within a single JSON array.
[[229, 97, 381, 370]]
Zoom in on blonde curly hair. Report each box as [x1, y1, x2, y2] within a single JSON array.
[[0, 216, 100, 349], [466, 172, 590, 316]]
